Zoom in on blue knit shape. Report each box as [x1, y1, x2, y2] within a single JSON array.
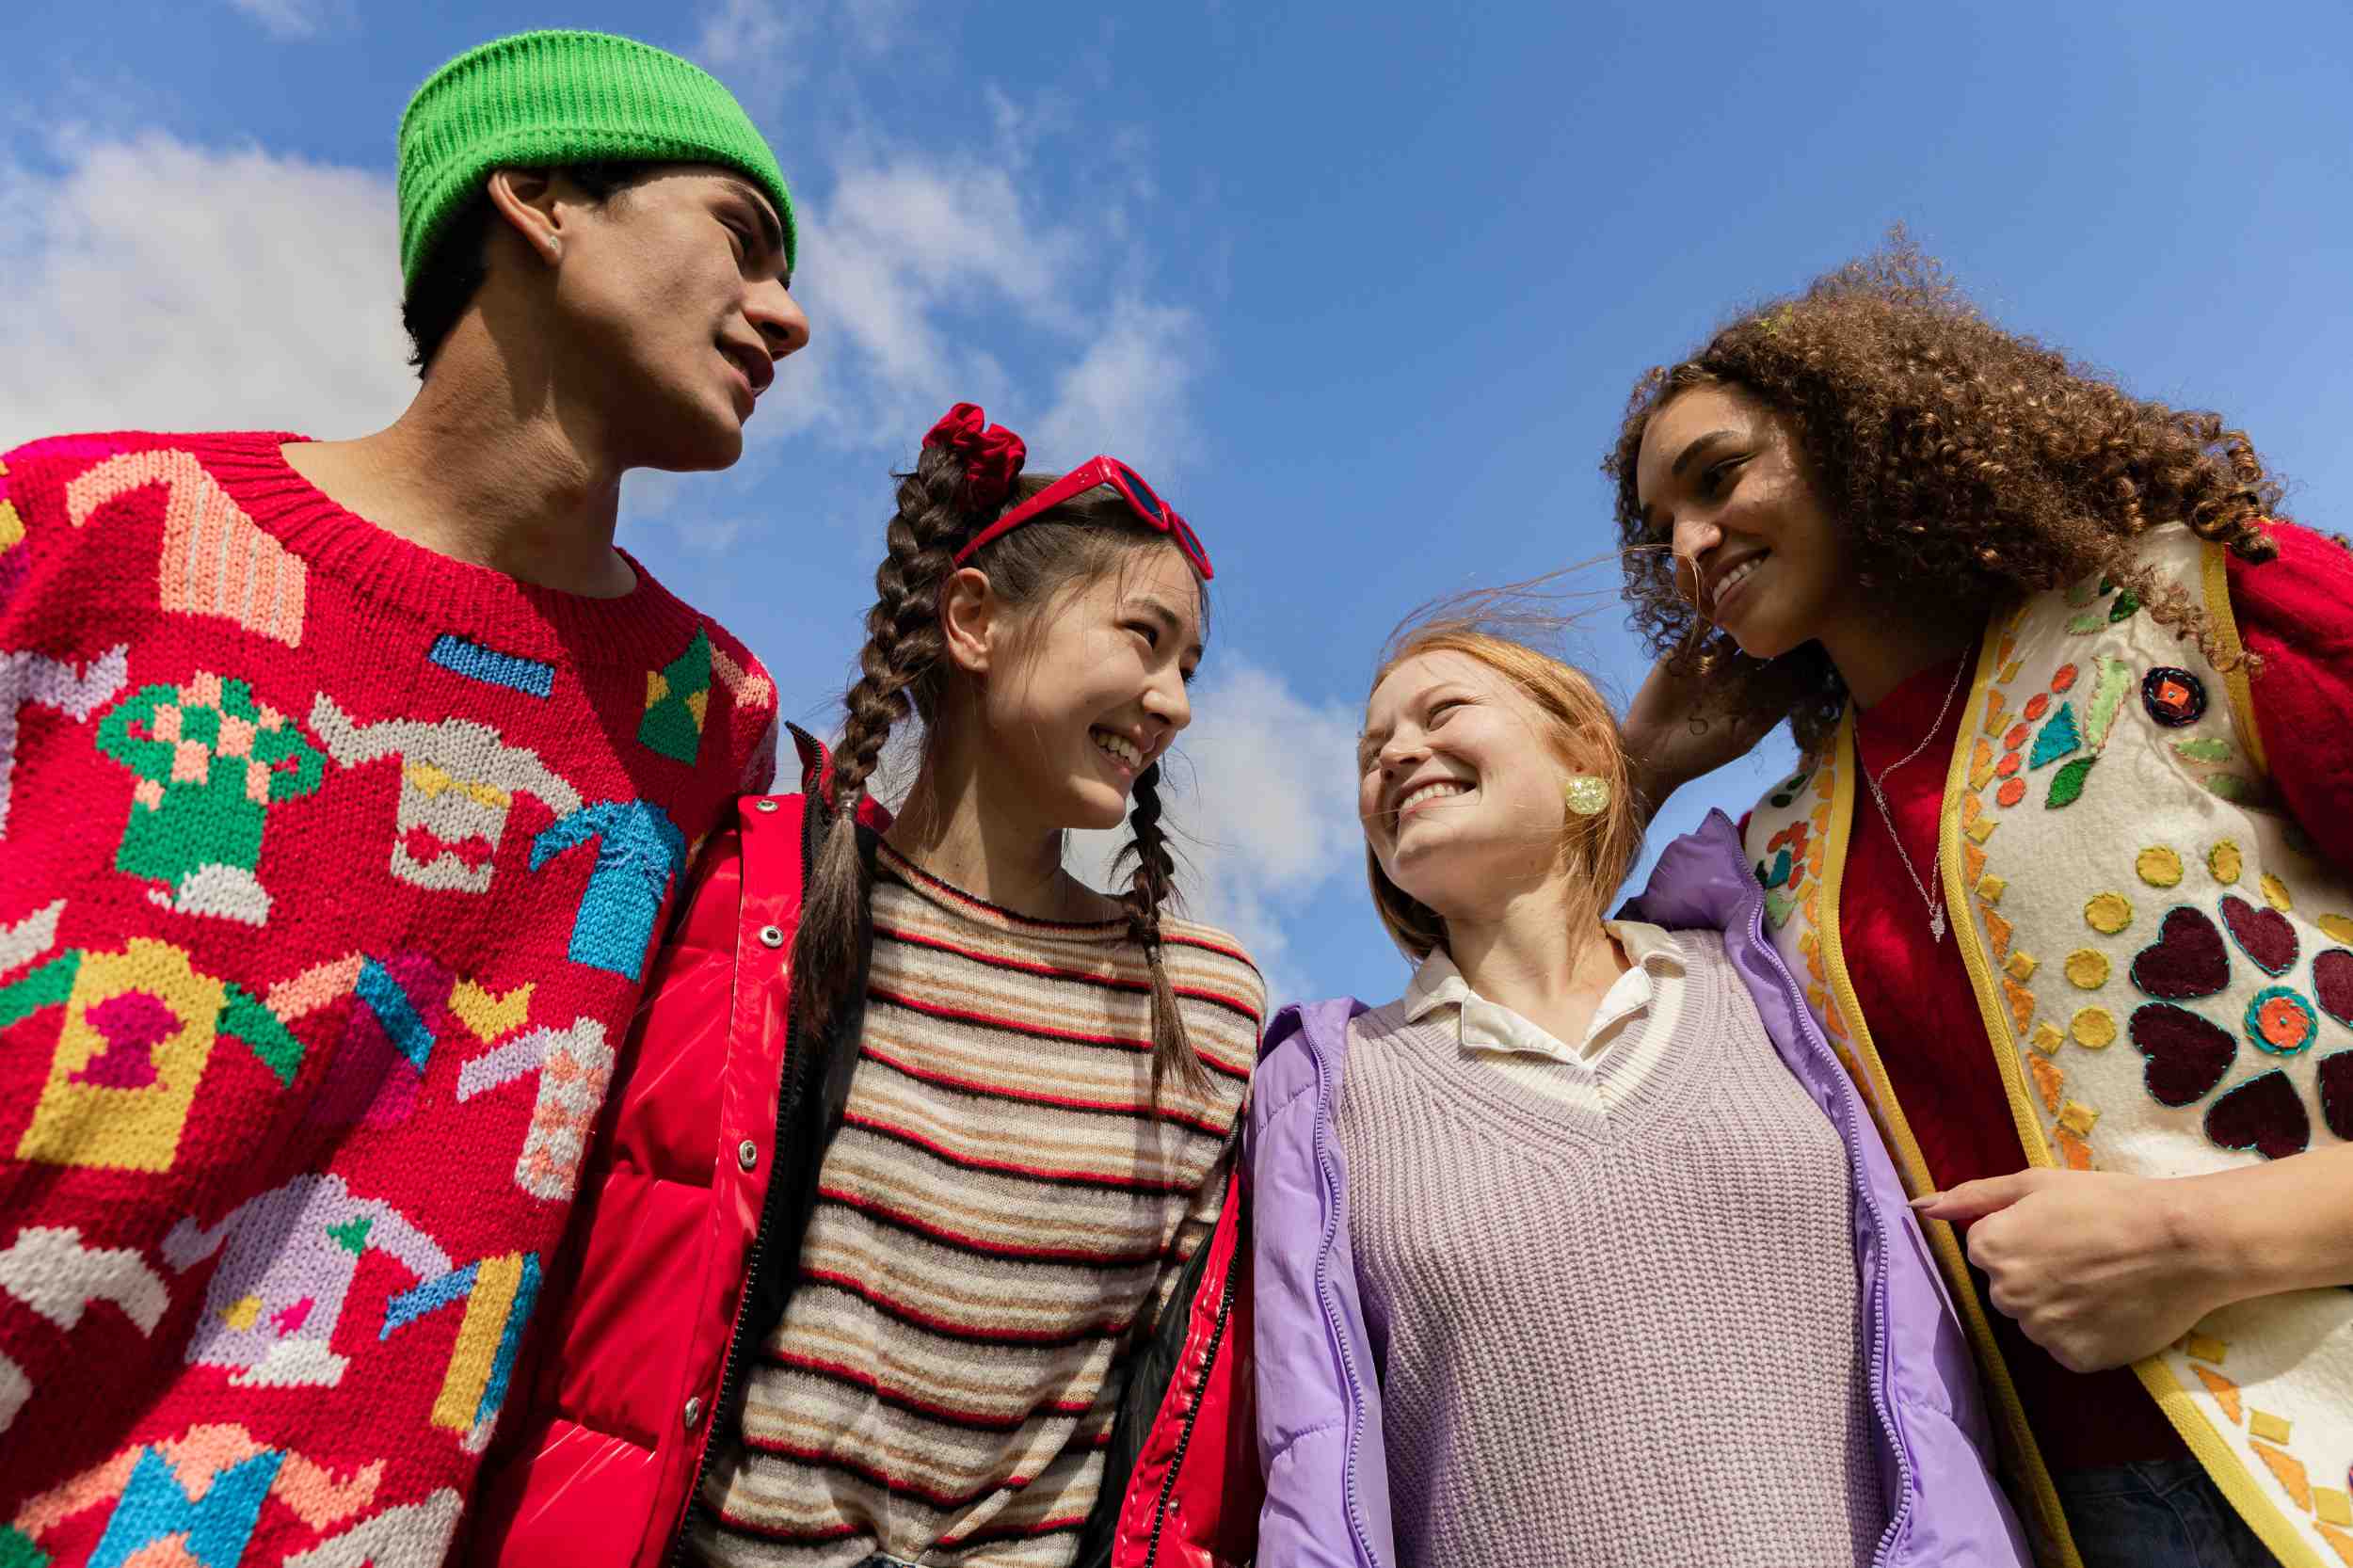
[[478, 1250, 543, 1426], [428, 633, 554, 698], [531, 799, 688, 981], [92, 1446, 282, 1568], [382, 1260, 480, 1338], [356, 956, 437, 1073], [2028, 702, 2082, 771]]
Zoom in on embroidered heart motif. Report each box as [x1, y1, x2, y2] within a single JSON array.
[[2204, 1070, 2310, 1160], [2314, 950, 2353, 1027], [2130, 1003, 2237, 1107], [2130, 907, 2231, 1000], [2219, 896, 2298, 977], [2319, 1051, 2353, 1142]]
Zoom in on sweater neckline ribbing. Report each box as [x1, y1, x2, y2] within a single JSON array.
[[183, 430, 706, 668]]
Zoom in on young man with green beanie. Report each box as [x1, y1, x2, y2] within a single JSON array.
[[0, 30, 805, 1566]]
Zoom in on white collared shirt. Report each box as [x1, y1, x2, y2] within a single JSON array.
[[1401, 921, 1687, 1108]]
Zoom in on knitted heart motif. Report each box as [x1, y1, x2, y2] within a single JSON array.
[[2130, 907, 2231, 1000], [2314, 950, 2353, 1027], [2320, 1051, 2353, 1142], [2203, 1070, 2310, 1160], [2219, 896, 2297, 977], [2130, 1003, 2237, 1107]]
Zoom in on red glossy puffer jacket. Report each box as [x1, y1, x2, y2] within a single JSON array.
[[461, 737, 1260, 1568]]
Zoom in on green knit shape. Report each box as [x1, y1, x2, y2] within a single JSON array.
[[397, 30, 795, 289], [638, 628, 713, 764]]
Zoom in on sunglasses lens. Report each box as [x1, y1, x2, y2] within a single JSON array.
[[1112, 462, 1166, 520], [1172, 516, 1210, 571]]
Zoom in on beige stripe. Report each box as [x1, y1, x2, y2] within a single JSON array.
[[757, 1317, 1120, 1409], [817, 1144, 1192, 1258]]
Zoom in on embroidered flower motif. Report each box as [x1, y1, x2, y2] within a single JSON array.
[[2141, 666, 2208, 728], [2124, 896, 2353, 1156]]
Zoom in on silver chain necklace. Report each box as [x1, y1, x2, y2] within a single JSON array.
[[1858, 651, 1970, 942]]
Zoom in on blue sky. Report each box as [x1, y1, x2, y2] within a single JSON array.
[[6, 0, 2351, 1004]]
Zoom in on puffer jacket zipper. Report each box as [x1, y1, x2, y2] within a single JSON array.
[[666, 808, 815, 1568], [1141, 1256, 1239, 1568], [1741, 884, 1915, 1566], [1310, 1028, 1385, 1568]]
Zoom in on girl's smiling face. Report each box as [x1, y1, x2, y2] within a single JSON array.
[[1633, 381, 1853, 663], [1358, 649, 1581, 924], [967, 540, 1203, 833]]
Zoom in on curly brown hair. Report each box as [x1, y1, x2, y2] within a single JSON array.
[[1602, 233, 2285, 755]]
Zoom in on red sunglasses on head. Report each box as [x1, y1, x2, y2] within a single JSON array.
[[952, 456, 1213, 580]]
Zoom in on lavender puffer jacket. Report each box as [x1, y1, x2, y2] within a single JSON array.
[[1246, 811, 2033, 1568]]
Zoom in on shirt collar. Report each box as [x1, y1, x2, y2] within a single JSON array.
[[1402, 921, 1683, 1061]]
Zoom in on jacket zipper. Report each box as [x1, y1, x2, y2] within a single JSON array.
[[667, 857, 808, 1566], [1309, 1029, 1387, 1568], [1140, 1252, 1239, 1568], [1744, 887, 1915, 1567]]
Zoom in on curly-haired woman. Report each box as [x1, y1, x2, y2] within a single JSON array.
[[1612, 239, 2353, 1568]]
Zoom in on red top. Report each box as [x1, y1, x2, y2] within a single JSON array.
[[1842, 520, 2353, 1470]]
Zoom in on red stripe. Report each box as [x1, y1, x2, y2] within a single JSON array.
[[938, 1514, 1092, 1547], [867, 987, 1251, 1083], [875, 922, 1263, 1022], [730, 1435, 1057, 1510], [763, 1348, 1095, 1431], [817, 1182, 1175, 1267], [841, 1112, 1192, 1192], [799, 1267, 1135, 1347], [859, 1042, 1230, 1138]]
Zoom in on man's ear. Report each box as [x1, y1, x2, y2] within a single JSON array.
[[483, 168, 566, 266], [939, 567, 999, 678]]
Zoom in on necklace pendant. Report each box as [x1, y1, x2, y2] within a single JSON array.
[[1930, 906, 1948, 941]]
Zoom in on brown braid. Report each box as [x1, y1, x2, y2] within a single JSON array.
[[791, 444, 972, 1044], [1112, 761, 1209, 1098]]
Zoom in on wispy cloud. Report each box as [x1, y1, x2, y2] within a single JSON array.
[[225, 0, 350, 40], [1073, 659, 1364, 1003], [692, 0, 812, 116], [0, 133, 408, 451]]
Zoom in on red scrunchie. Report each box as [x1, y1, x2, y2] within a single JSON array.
[[923, 402, 1027, 510]]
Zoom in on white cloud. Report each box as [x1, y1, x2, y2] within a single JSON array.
[[693, 0, 812, 115], [1071, 659, 1364, 1002], [225, 0, 348, 40], [0, 133, 410, 451], [1033, 298, 1203, 475]]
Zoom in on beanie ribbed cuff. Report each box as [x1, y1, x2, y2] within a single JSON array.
[[397, 30, 794, 290]]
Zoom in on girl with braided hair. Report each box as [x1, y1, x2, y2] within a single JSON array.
[[466, 406, 1263, 1568], [1611, 238, 2353, 1568]]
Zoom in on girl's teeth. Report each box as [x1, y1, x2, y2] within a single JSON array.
[[1093, 729, 1142, 767], [1401, 780, 1468, 811]]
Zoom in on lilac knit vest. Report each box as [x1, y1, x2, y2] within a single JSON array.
[[1333, 929, 1885, 1567]]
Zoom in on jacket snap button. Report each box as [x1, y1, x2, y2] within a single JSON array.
[[754, 799, 778, 813], [759, 924, 785, 948], [737, 1139, 759, 1172], [683, 1395, 704, 1430]]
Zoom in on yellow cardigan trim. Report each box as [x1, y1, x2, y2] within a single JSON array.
[[2200, 537, 2269, 776], [1817, 703, 2081, 1568]]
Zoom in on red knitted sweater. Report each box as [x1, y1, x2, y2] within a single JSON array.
[[0, 432, 776, 1566]]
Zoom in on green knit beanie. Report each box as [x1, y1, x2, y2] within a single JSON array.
[[397, 29, 795, 291]]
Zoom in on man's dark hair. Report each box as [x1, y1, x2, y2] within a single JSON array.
[[401, 161, 649, 376]]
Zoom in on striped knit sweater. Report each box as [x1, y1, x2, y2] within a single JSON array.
[[694, 843, 1264, 1568]]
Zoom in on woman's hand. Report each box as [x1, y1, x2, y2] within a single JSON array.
[[1620, 653, 1788, 817], [1915, 1170, 2235, 1373]]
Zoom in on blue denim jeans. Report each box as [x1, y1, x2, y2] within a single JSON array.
[[2055, 1460, 2281, 1567]]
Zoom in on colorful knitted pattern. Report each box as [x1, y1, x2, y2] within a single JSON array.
[[0, 431, 777, 1567], [693, 843, 1263, 1568]]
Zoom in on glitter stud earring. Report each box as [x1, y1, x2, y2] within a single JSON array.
[[1563, 775, 1611, 817]]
